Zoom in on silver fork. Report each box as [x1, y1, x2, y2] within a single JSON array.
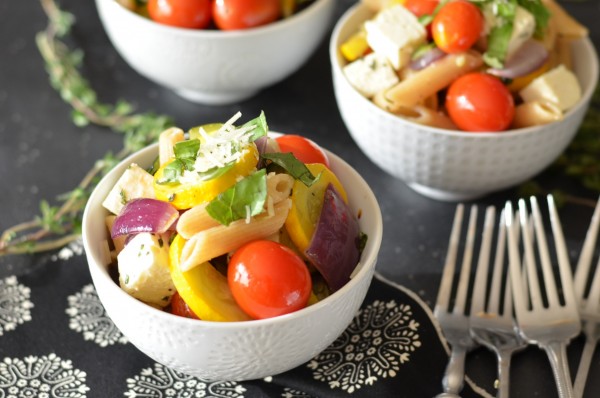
[[470, 206, 526, 398], [434, 204, 478, 398], [572, 196, 600, 398], [505, 195, 581, 398]]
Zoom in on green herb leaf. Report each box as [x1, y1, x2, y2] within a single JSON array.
[[261, 152, 319, 187], [157, 159, 185, 184], [174, 139, 200, 160], [197, 162, 234, 181], [205, 169, 268, 226], [483, 23, 513, 68], [242, 111, 268, 142]]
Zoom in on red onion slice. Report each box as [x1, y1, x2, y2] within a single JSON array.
[[488, 40, 549, 79], [410, 47, 446, 71], [305, 184, 361, 292], [111, 198, 179, 239]]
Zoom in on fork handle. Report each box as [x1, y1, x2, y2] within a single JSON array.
[[435, 346, 468, 398], [543, 341, 576, 398], [496, 349, 515, 398], [573, 334, 598, 398]]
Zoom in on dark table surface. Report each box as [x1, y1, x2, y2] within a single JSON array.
[[1, 0, 600, 397]]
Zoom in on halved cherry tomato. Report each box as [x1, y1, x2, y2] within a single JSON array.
[[147, 0, 211, 29], [212, 0, 281, 31], [285, 163, 347, 253], [228, 240, 312, 319], [445, 72, 515, 132], [404, 0, 439, 17], [170, 291, 200, 319], [275, 135, 330, 168], [431, 0, 483, 54]]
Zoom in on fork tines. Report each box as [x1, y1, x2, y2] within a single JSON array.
[[504, 195, 581, 398]]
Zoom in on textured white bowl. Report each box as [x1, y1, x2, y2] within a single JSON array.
[[82, 139, 383, 381], [331, 3, 599, 201], [95, 0, 335, 105]]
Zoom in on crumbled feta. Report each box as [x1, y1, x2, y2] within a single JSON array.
[[117, 233, 175, 307], [178, 112, 257, 185], [343, 52, 400, 98], [364, 5, 427, 70], [102, 163, 155, 215], [520, 65, 582, 111]]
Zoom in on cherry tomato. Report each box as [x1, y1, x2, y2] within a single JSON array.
[[228, 240, 312, 319], [404, 0, 439, 17], [170, 291, 200, 319], [147, 0, 211, 29], [275, 135, 330, 168], [212, 0, 281, 31], [431, 0, 483, 54], [445, 73, 515, 132]]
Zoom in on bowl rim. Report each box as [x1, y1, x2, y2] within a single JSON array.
[[82, 136, 384, 330], [98, 0, 334, 38], [329, 2, 600, 138]]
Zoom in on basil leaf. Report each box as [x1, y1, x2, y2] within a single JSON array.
[[242, 111, 268, 142], [174, 139, 200, 160], [261, 152, 319, 187], [147, 155, 160, 175], [483, 23, 513, 68], [157, 159, 184, 184], [495, 0, 517, 19], [206, 169, 267, 226], [197, 162, 234, 181]]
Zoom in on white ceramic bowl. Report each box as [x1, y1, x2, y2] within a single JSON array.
[[82, 138, 383, 381], [95, 0, 335, 105], [330, 3, 599, 201]]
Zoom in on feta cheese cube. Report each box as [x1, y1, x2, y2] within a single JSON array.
[[102, 163, 155, 215], [365, 5, 427, 70], [520, 65, 582, 111], [117, 232, 175, 307], [343, 52, 400, 98]]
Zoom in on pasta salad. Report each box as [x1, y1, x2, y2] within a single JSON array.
[[101, 112, 366, 321], [341, 0, 589, 132]]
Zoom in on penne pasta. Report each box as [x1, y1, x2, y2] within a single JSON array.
[[555, 37, 574, 70], [392, 105, 458, 130], [512, 100, 563, 129], [176, 202, 220, 239], [159, 127, 185, 166], [266, 172, 294, 204], [541, 17, 558, 52], [177, 172, 294, 239], [179, 199, 292, 271], [422, 93, 439, 111], [542, 0, 589, 39], [376, 51, 484, 112]]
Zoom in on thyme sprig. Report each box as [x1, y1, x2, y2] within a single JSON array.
[[1, 0, 599, 256], [0, 0, 173, 256]]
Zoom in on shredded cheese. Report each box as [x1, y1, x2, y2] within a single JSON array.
[[178, 112, 258, 185]]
